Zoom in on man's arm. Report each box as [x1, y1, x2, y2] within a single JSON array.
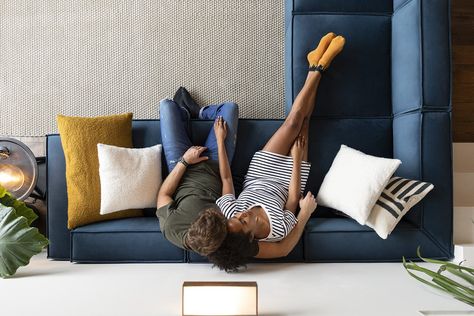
[[157, 146, 209, 209], [255, 191, 317, 259], [157, 162, 187, 208], [215, 117, 235, 196]]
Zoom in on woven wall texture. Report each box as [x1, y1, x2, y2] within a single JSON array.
[[0, 1, 285, 136]]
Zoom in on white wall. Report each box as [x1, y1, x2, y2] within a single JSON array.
[[453, 143, 474, 244]]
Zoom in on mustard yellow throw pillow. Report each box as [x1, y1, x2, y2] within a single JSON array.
[[57, 113, 142, 229]]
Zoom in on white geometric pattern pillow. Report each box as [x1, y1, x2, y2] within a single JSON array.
[[366, 177, 434, 239]]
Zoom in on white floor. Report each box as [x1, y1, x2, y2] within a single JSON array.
[[1, 252, 473, 316]]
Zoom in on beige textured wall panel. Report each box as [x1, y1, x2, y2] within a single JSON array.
[[0, 0, 285, 136]]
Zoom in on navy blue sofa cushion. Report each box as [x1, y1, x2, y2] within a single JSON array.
[[71, 217, 185, 263], [304, 218, 445, 262], [290, 14, 392, 117]]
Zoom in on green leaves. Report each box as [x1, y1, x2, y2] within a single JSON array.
[[0, 204, 48, 278], [403, 247, 474, 307], [0, 185, 37, 225], [0, 184, 48, 278]]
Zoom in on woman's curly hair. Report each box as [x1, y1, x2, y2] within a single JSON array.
[[207, 232, 259, 273]]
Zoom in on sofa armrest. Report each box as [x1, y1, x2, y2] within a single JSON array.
[[392, 0, 451, 115], [392, 111, 453, 258]]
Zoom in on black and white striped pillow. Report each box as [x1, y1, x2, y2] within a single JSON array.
[[365, 177, 434, 239]]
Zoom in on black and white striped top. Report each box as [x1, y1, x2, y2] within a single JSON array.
[[216, 151, 311, 242]]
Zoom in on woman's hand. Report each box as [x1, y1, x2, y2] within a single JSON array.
[[291, 135, 305, 162], [299, 191, 317, 215], [214, 116, 227, 143], [182, 146, 209, 165]]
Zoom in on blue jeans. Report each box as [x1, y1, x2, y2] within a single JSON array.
[[159, 99, 239, 172]]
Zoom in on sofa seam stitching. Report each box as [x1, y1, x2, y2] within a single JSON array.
[[419, 0, 425, 110], [421, 227, 452, 258], [71, 230, 163, 234], [393, 0, 416, 14], [46, 135, 51, 256], [292, 11, 391, 17], [290, 0, 295, 114]]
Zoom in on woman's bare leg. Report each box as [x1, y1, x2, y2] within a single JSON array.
[[263, 71, 321, 155], [263, 34, 345, 156], [300, 118, 310, 161]]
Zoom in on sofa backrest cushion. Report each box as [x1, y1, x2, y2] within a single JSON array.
[[286, 0, 393, 117]]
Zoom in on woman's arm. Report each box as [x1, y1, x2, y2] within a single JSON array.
[[215, 116, 235, 196], [285, 136, 305, 213], [255, 191, 317, 259], [157, 146, 209, 208]]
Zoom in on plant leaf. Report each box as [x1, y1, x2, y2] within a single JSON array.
[[0, 204, 48, 278], [432, 278, 474, 306], [0, 185, 6, 198], [403, 257, 446, 292], [446, 266, 474, 287], [0, 184, 37, 225], [406, 260, 474, 295], [403, 255, 474, 307], [417, 246, 474, 274]]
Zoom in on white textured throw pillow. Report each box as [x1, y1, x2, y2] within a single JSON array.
[[97, 143, 162, 215], [317, 145, 401, 225], [366, 177, 434, 239]]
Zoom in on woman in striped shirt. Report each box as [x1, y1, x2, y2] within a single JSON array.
[[209, 33, 346, 270]]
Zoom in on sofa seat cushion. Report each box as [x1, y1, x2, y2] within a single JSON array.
[[304, 218, 444, 262], [71, 217, 185, 263]]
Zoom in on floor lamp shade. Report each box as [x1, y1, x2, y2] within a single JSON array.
[[0, 138, 38, 200], [182, 281, 258, 316]]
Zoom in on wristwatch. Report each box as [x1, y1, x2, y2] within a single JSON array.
[[179, 156, 189, 167]]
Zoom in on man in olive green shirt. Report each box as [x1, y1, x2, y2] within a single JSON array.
[[156, 97, 238, 256], [156, 156, 223, 251]]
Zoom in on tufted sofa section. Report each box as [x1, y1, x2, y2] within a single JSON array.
[[285, 0, 453, 261]]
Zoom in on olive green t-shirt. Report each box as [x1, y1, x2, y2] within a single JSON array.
[[156, 160, 222, 249]]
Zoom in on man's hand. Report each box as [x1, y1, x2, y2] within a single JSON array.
[[214, 116, 227, 143], [183, 146, 209, 165], [291, 135, 305, 162], [299, 191, 317, 215]]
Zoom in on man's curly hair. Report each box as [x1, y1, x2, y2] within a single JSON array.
[[186, 207, 227, 256], [207, 232, 259, 273]]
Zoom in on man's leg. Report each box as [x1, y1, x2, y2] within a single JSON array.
[[159, 99, 193, 171], [200, 102, 239, 163]]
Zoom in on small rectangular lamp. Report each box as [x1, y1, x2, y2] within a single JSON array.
[[182, 281, 258, 316]]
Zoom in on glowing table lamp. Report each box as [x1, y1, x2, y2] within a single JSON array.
[[182, 281, 258, 316], [0, 138, 38, 200]]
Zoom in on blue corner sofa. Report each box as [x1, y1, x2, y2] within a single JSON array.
[[47, 0, 453, 263]]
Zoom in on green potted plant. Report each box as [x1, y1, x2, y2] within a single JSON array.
[[0, 185, 48, 278], [403, 247, 474, 306]]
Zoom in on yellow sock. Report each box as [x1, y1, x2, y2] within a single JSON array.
[[318, 36, 345, 70], [307, 32, 336, 67]]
